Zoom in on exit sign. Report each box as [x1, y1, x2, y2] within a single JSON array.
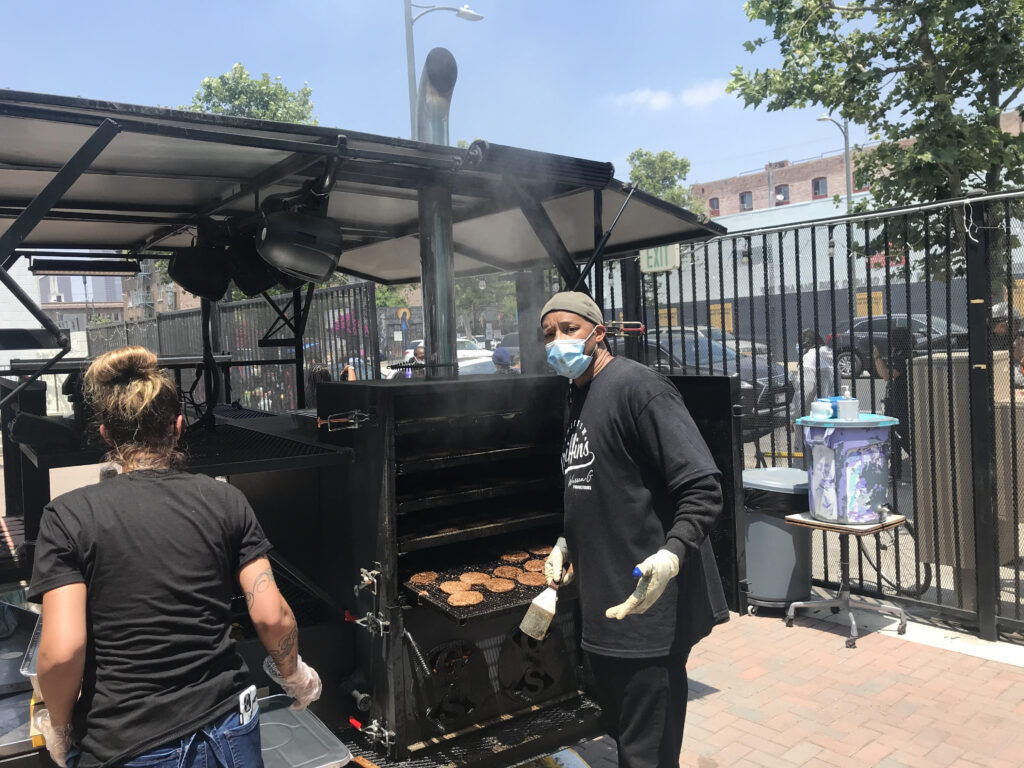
[[640, 244, 680, 273]]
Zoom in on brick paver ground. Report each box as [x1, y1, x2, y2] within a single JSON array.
[[679, 611, 1024, 768]]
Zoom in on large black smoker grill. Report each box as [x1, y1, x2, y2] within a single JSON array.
[[312, 374, 742, 764], [0, 78, 734, 765]]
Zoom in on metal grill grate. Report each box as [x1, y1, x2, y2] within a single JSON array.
[[402, 545, 555, 622], [181, 423, 338, 466], [213, 404, 274, 420]]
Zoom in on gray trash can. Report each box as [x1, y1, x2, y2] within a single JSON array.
[[742, 468, 812, 614]]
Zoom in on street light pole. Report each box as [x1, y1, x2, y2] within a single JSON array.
[[818, 114, 853, 212], [404, 0, 418, 139], [403, 2, 483, 141]]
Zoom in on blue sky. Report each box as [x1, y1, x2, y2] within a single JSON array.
[[0, 1, 872, 185]]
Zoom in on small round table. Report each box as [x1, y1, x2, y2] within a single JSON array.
[[783, 512, 909, 648]]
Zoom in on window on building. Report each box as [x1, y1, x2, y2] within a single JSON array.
[[775, 184, 790, 205], [739, 191, 753, 211], [709, 197, 720, 216], [812, 177, 828, 199]]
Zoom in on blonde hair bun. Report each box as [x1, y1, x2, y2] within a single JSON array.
[[85, 346, 159, 387], [84, 346, 181, 469]]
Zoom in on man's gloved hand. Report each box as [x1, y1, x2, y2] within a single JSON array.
[[605, 549, 680, 620], [263, 655, 323, 711], [543, 537, 573, 587], [33, 708, 73, 767]]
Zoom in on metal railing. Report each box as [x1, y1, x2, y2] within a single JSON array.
[[597, 191, 1024, 640]]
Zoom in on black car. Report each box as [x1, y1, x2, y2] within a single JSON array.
[[827, 314, 968, 377], [609, 328, 793, 442]]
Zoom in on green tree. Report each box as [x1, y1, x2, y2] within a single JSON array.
[[728, 1, 1024, 207], [375, 284, 413, 309], [454, 275, 517, 335], [181, 63, 317, 124], [627, 148, 701, 212], [178, 65, 321, 300]]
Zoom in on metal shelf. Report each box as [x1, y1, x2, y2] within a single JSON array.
[[394, 410, 537, 440], [396, 444, 557, 475], [397, 477, 557, 514], [397, 510, 562, 553]]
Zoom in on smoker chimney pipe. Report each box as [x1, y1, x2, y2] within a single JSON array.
[[417, 47, 458, 378], [416, 48, 457, 145]]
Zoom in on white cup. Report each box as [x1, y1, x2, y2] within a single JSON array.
[[810, 400, 833, 419]]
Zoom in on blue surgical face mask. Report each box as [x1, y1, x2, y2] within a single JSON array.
[[546, 327, 597, 379]]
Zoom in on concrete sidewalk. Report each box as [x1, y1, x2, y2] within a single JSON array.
[[680, 609, 1024, 768]]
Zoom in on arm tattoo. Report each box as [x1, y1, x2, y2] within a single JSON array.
[[270, 625, 299, 675], [245, 567, 275, 609]]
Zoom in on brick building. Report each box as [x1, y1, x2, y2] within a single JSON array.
[[122, 263, 201, 322], [692, 109, 1022, 221], [691, 151, 868, 219]]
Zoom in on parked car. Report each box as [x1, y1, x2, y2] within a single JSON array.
[[609, 327, 793, 442], [693, 324, 768, 357], [402, 337, 493, 362], [826, 314, 967, 377]]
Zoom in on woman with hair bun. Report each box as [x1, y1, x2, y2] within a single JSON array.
[[28, 346, 322, 767]]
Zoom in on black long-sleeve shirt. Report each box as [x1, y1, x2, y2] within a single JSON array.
[[562, 357, 723, 657]]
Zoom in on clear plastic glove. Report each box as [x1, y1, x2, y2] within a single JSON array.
[[263, 655, 322, 711], [33, 708, 73, 767], [605, 549, 680, 620], [543, 537, 573, 587]]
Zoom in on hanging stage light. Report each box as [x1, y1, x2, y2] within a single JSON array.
[[228, 235, 281, 297], [256, 210, 343, 284], [167, 221, 232, 302]]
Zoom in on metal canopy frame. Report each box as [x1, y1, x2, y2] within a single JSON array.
[[0, 118, 122, 406], [0, 89, 726, 389]]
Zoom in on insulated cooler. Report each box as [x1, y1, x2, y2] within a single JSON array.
[[796, 413, 898, 525], [742, 468, 812, 611]]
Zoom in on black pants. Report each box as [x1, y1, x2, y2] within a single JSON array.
[[584, 650, 690, 768]]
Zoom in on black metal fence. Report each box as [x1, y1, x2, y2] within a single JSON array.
[[87, 282, 379, 411], [595, 192, 1024, 640]]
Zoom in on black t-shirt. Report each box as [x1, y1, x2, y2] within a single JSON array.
[[28, 469, 272, 768], [562, 357, 721, 658]]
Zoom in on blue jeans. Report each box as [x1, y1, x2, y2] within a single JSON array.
[[67, 704, 263, 768]]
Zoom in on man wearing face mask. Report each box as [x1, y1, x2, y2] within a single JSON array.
[[538, 291, 728, 768]]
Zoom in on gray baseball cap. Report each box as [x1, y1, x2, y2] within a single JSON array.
[[540, 291, 604, 327]]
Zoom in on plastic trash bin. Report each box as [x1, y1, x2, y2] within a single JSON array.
[[742, 468, 812, 614], [796, 413, 898, 525]]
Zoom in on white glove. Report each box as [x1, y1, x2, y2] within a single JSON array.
[[263, 655, 322, 711], [543, 537, 573, 587], [605, 549, 680, 620], [33, 708, 72, 767]]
